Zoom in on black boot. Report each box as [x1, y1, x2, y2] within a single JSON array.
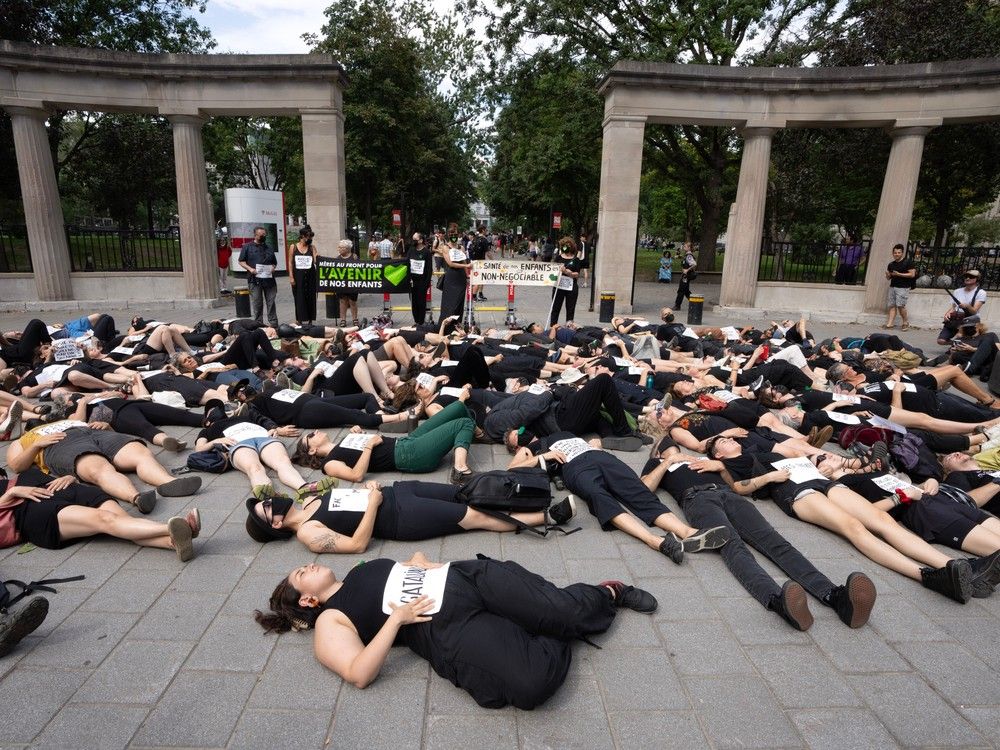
[[920, 559, 972, 603], [825, 572, 877, 628], [768, 581, 813, 631]]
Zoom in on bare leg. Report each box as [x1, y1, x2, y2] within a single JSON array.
[[260, 441, 309, 492], [111, 442, 175, 486], [365, 352, 392, 398], [75, 454, 140, 503], [459, 508, 546, 531], [66, 371, 117, 390], [452, 447, 470, 473], [56, 501, 171, 547], [231, 447, 272, 488], [926, 364, 994, 404], [960, 522, 1000, 556]]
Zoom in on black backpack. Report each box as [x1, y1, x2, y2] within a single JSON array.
[[184, 446, 231, 474], [456, 468, 562, 537]]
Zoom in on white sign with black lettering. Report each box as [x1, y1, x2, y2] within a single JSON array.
[[720, 326, 741, 341], [255, 264, 273, 279], [613, 357, 630, 367], [34, 420, 88, 436], [416, 373, 436, 390], [826, 411, 862, 425], [326, 488, 370, 512], [440, 359, 458, 367], [52, 340, 83, 362], [549, 438, 595, 462], [270, 388, 305, 403], [125, 334, 145, 343], [628, 366, 644, 376], [314, 360, 343, 378], [771, 457, 825, 484], [222, 422, 269, 441], [36, 364, 70, 384], [500, 344, 520, 351], [294, 254, 314, 270], [870, 474, 915, 494], [196, 362, 226, 372], [682, 328, 699, 339], [409, 259, 425, 275], [882, 380, 916, 392], [381, 563, 450, 615], [712, 390, 740, 403], [556, 274, 574, 291], [528, 383, 548, 395], [111, 346, 136, 356], [867, 415, 907, 434], [358, 327, 380, 343], [440, 386, 465, 398], [449, 249, 467, 263], [667, 459, 692, 472], [139, 369, 164, 379], [339, 432, 375, 450], [832, 394, 861, 404]]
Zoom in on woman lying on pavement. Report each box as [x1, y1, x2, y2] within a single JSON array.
[[293, 399, 475, 485], [640, 436, 876, 630], [255, 551, 657, 708], [4, 420, 201, 515], [238, 379, 415, 431], [62, 390, 202, 452], [0, 466, 200, 561], [700, 436, 979, 603], [507, 430, 730, 562], [244, 479, 575, 552]]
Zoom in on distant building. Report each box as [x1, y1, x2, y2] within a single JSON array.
[[470, 201, 491, 231]]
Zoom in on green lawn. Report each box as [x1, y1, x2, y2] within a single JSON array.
[[634, 249, 724, 281]]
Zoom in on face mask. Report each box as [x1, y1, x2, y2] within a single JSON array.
[[256, 236, 265, 244], [516, 428, 535, 448], [267, 496, 294, 520], [303, 237, 312, 246]]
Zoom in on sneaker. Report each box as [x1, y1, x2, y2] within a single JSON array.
[[167, 516, 195, 562], [599, 580, 658, 613], [680, 526, 731, 553], [158, 476, 202, 497], [921, 559, 972, 603], [186, 508, 202, 539], [658, 534, 684, 564], [770, 581, 814, 631], [548, 495, 577, 526], [0, 596, 49, 657], [161, 436, 187, 452], [602, 435, 643, 452], [0, 401, 23, 440], [133, 489, 157, 514], [968, 549, 1000, 598], [808, 425, 834, 448], [449, 468, 473, 485], [273, 372, 292, 390], [828, 572, 877, 628]]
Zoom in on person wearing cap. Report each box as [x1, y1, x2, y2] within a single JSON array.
[[244, 478, 571, 552], [938, 269, 987, 345]]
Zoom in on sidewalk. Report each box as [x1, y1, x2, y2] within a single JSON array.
[[0, 277, 997, 749]]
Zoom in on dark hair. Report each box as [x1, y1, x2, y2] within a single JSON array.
[[254, 577, 320, 634], [299, 224, 314, 238], [292, 437, 327, 471], [705, 436, 724, 458], [892, 243, 905, 251], [390, 379, 419, 411], [244, 497, 295, 543], [253, 226, 266, 234]]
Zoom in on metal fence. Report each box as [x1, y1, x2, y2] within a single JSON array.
[[758, 239, 872, 284], [0, 224, 32, 272], [909, 243, 1000, 291], [65, 225, 183, 272]]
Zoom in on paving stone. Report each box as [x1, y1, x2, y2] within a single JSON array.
[[132, 670, 256, 747], [425, 714, 518, 750], [439, 528, 502, 561], [78, 568, 177, 613], [809, 621, 910, 673], [73, 639, 191, 704], [656, 619, 755, 675], [167, 553, 251, 592], [646, 576, 720, 622], [746, 644, 862, 708], [865, 593, 953, 642], [608, 710, 709, 749], [22, 610, 140, 669], [0, 667, 89, 743], [185, 614, 275, 672], [590, 649, 689, 711], [229, 708, 331, 749], [329, 677, 427, 749], [959, 707, 1000, 742], [517, 707, 614, 750], [849, 672, 984, 747], [247, 643, 342, 711], [714, 595, 813, 646], [128, 590, 224, 641], [32, 703, 149, 749], [790, 708, 898, 750], [219, 573, 282, 617], [893, 640, 1000, 706], [685, 675, 804, 748], [935, 616, 1000, 672]]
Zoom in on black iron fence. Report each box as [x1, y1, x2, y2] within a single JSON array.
[[758, 239, 872, 284], [0, 224, 185, 273], [909, 243, 1000, 291]]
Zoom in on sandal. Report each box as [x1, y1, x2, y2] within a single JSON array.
[[901, 324, 910, 331]]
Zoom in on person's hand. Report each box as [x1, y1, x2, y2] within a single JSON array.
[[3, 485, 54, 503], [388, 595, 435, 625], [893, 382, 906, 394], [46, 475, 76, 492], [367, 482, 384, 507], [364, 479, 381, 492], [922, 478, 939, 496], [367, 434, 383, 449], [213, 437, 236, 447], [290, 278, 296, 287], [275, 426, 300, 437], [89, 421, 112, 430], [34, 432, 67, 447], [768, 468, 791, 483], [350, 425, 362, 434], [724, 428, 748, 438]]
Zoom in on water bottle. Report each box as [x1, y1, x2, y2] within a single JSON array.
[[646, 373, 654, 389]]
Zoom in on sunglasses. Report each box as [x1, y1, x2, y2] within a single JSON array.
[[261, 498, 274, 523], [965, 274, 978, 279]]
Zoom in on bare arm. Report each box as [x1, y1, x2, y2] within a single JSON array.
[[299, 484, 383, 554]]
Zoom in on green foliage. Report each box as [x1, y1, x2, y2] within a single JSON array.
[[958, 215, 1000, 247]]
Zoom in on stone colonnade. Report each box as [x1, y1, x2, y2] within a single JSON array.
[[595, 60, 1000, 315], [0, 41, 348, 303]]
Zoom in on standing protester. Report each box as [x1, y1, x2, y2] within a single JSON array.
[[437, 240, 471, 320], [548, 238, 583, 326], [835, 234, 865, 284], [377, 232, 393, 260], [469, 226, 491, 302], [334, 239, 361, 327], [238, 226, 279, 327], [884, 243, 916, 331], [407, 233, 434, 325], [216, 236, 232, 296], [674, 243, 697, 311], [287, 224, 319, 327], [578, 233, 591, 287]]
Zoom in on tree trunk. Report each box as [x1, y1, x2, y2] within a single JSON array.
[[146, 197, 155, 235], [695, 135, 726, 273], [934, 221, 947, 249]]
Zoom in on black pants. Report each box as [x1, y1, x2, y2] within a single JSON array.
[[563, 451, 671, 529], [556, 373, 630, 437], [835, 263, 858, 284], [864, 332, 923, 357], [219, 329, 287, 371], [448, 347, 491, 389], [935, 392, 996, 423], [112, 401, 203, 442], [680, 488, 835, 607], [411, 281, 430, 325], [674, 277, 691, 309], [296, 393, 382, 429], [402, 557, 616, 709], [959, 334, 1000, 376], [90, 314, 116, 343], [0, 319, 51, 366], [549, 287, 579, 326]]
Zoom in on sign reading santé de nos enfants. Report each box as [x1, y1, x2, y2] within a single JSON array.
[[317, 257, 410, 294]]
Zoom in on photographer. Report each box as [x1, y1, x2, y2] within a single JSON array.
[[937, 269, 986, 345], [238, 226, 279, 327]]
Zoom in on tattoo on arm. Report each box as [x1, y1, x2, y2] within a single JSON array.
[[738, 479, 753, 489], [312, 530, 340, 553]]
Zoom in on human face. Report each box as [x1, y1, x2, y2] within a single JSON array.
[[941, 452, 974, 473], [300, 430, 329, 455], [289, 562, 336, 599], [892, 247, 904, 261], [964, 273, 980, 287], [255, 230, 267, 243], [712, 436, 741, 458], [673, 381, 694, 397], [179, 353, 198, 371]]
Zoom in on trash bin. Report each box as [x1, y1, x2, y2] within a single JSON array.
[[687, 295, 704, 325], [599, 291, 615, 323], [234, 288, 251, 318], [325, 292, 339, 319]]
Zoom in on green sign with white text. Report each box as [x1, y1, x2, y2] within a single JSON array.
[[317, 257, 410, 293]]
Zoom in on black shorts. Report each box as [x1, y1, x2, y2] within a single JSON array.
[[43, 428, 141, 477], [898, 494, 988, 547], [13, 483, 110, 549], [771, 478, 838, 518]]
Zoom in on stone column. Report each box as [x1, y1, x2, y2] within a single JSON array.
[[6, 105, 73, 300], [863, 126, 934, 313], [594, 114, 646, 314], [720, 127, 775, 308], [301, 108, 346, 245], [168, 115, 217, 300]]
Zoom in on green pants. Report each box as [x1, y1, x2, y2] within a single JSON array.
[[394, 401, 475, 473]]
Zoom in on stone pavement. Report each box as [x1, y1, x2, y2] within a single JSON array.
[[1, 276, 999, 749]]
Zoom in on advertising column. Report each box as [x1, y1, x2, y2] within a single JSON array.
[[224, 188, 287, 273]]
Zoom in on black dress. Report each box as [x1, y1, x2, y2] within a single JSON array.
[[440, 249, 470, 319], [290, 244, 318, 323]]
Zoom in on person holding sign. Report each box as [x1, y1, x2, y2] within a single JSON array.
[[703, 437, 976, 603], [244, 478, 565, 551], [255, 552, 657, 708], [548, 238, 583, 327], [436, 240, 471, 320], [407, 233, 434, 325], [238, 226, 279, 327], [287, 224, 319, 327]]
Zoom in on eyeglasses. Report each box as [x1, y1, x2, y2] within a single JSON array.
[[261, 498, 273, 523], [965, 274, 978, 279]]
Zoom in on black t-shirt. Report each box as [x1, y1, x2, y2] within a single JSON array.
[[468, 235, 490, 261], [672, 414, 738, 441], [656, 323, 686, 341], [858, 381, 936, 414], [197, 411, 276, 442], [887, 258, 916, 289], [641, 457, 727, 497], [253, 390, 314, 424], [406, 247, 433, 287], [321, 440, 397, 473], [943, 468, 996, 493], [238, 241, 278, 286]]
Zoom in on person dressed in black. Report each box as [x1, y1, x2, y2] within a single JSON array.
[[238, 226, 279, 327], [437, 241, 471, 320], [674, 244, 697, 311], [640, 437, 876, 630], [287, 224, 318, 326], [407, 233, 434, 325], [884, 243, 916, 331], [469, 227, 491, 302], [548, 237, 583, 326], [255, 551, 657, 709]]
